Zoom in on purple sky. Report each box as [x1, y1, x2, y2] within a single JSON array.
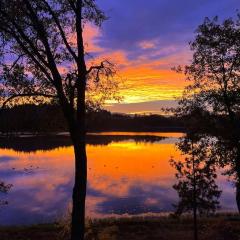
[[92, 0, 239, 114]]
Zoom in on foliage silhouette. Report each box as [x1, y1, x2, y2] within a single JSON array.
[[170, 135, 221, 240], [173, 15, 240, 212]]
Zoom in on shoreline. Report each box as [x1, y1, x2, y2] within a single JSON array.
[[1, 214, 240, 240], [0, 130, 185, 137]]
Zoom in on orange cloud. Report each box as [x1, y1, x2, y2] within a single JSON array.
[[83, 24, 104, 53], [138, 40, 158, 49], [78, 24, 189, 106]]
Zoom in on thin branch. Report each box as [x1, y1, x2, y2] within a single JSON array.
[[67, 0, 77, 13], [2, 25, 54, 83], [22, 0, 62, 81], [228, 55, 238, 81], [0, 10, 50, 69], [7, 54, 25, 72], [76, 0, 87, 78], [41, 0, 78, 62], [87, 62, 104, 74], [22, 0, 68, 107]]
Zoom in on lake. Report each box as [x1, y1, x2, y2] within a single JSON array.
[[0, 132, 236, 225]]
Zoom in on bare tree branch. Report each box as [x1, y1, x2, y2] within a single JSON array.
[[41, 0, 78, 62], [87, 62, 104, 74], [0, 25, 54, 83], [67, 0, 77, 13], [0, 10, 50, 69], [7, 54, 25, 72]]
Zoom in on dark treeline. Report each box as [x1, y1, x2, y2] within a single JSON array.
[[0, 104, 184, 134]]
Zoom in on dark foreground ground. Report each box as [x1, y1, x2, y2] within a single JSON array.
[[1, 215, 240, 240]]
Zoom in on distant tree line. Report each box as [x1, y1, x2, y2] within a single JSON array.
[[0, 104, 185, 134]]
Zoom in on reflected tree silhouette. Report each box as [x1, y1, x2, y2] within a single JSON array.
[[170, 134, 221, 240], [173, 15, 240, 213]]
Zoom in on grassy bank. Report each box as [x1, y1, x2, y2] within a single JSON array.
[[1, 215, 240, 240]]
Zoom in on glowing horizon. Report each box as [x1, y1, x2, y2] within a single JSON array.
[[82, 0, 238, 114]]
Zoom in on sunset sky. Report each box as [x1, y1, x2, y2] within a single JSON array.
[[85, 0, 239, 114]]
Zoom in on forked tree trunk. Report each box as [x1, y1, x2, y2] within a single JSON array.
[[71, 137, 87, 240]]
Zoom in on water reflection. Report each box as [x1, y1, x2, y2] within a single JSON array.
[[0, 132, 236, 225], [0, 132, 172, 152]]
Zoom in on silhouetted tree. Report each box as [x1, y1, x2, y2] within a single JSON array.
[[174, 15, 240, 212], [170, 135, 221, 240], [0, 1, 118, 239]]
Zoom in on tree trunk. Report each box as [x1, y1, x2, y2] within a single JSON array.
[[192, 143, 198, 240], [236, 180, 240, 213], [234, 143, 240, 213], [235, 147, 240, 213], [71, 138, 87, 240], [193, 205, 198, 240], [224, 93, 240, 213], [70, 77, 87, 240]]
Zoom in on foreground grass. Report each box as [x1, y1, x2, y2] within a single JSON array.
[[1, 215, 240, 240]]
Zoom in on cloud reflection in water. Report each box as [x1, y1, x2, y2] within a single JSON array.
[[0, 132, 236, 225]]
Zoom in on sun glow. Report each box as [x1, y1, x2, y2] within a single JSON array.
[[83, 25, 188, 109]]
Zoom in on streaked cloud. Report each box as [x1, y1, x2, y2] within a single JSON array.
[[138, 40, 158, 50], [105, 100, 178, 114]]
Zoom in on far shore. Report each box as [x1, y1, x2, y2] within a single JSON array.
[[0, 129, 185, 137], [0, 131, 183, 152]]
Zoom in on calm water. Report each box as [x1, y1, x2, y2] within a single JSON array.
[[0, 132, 236, 225]]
